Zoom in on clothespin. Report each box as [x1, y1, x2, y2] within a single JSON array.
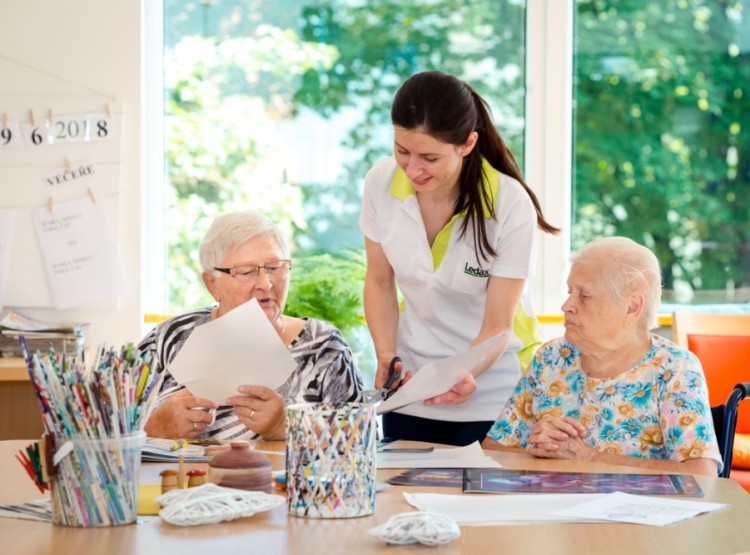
[[48, 196, 54, 214], [29, 110, 35, 126], [2, 112, 7, 129], [87, 187, 96, 204], [105, 101, 112, 118], [47, 108, 54, 124], [64, 157, 72, 171]]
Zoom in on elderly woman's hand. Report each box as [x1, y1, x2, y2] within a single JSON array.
[[527, 415, 598, 461], [530, 436, 599, 462], [226, 385, 286, 440], [424, 374, 477, 406], [529, 414, 585, 443], [144, 389, 217, 439]]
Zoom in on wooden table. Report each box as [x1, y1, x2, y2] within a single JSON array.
[[0, 359, 43, 440], [1, 439, 749, 555]]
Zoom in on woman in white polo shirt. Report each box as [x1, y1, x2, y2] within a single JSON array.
[[360, 71, 559, 446]]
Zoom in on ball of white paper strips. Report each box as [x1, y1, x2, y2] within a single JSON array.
[[368, 511, 461, 546], [156, 483, 284, 526]]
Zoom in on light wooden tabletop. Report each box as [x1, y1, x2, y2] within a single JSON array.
[[1, 439, 749, 555]]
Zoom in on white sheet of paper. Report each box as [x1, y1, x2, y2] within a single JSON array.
[[404, 492, 608, 525], [0, 210, 15, 309], [167, 299, 296, 402], [549, 491, 730, 526], [378, 441, 502, 469], [31, 196, 125, 309], [377, 331, 510, 414]]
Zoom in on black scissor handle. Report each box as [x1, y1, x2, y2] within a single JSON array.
[[382, 356, 402, 396]]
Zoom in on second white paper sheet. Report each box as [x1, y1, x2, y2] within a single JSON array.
[[166, 299, 296, 402], [377, 331, 510, 414], [377, 441, 501, 469]]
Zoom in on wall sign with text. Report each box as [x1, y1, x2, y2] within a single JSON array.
[[0, 112, 113, 149]]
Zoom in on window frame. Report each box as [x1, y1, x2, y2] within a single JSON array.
[[525, 0, 574, 318]]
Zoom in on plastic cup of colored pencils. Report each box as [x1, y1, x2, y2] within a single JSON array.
[[50, 432, 146, 527], [19, 338, 162, 527]]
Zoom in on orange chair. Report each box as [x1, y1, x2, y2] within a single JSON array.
[[672, 312, 750, 489]]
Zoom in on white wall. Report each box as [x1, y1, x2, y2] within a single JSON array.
[[0, 1, 144, 349]]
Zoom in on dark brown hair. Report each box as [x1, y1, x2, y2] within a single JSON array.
[[391, 71, 559, 260]]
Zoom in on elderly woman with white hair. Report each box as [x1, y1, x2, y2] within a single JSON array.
[[142, 211, 364, 440], [482, 237, 721, 476]]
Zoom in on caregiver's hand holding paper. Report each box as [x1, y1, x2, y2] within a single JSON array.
[[377, 331, 510, 415], [167, 299, 296, 403]]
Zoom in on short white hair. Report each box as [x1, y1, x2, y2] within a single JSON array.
[[571, 236, 662, 330], [198, 211, 289, 272]]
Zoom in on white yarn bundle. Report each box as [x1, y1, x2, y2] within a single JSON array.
[[156, 483, 284, 526], [368, 511, 461, 546]]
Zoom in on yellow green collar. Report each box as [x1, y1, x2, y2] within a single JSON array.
[[389, 157, 499, 217], [390, 158, 499, 270]]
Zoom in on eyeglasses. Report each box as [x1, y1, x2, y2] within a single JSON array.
[[213, 259, 292, 282]]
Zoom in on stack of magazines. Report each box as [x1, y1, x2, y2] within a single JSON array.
[[0, 309, 86, 357], [141, 438, 213, 462]]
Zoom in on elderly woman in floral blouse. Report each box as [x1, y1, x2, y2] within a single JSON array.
[[482, 237, 721, 476]]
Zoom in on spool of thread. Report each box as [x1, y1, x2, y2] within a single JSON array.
[[187, 469, 207, 488], [160, 469, 179, 494], [208, 440, 272, 493]]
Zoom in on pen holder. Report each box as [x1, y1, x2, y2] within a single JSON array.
[[285, 403, 376, 518], [49, 431, 146, 527]]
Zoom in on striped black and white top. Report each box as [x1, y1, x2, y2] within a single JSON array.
[[138, 307, 364, 440]]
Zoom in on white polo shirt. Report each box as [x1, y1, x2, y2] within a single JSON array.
[[359, 156, 541, 422]]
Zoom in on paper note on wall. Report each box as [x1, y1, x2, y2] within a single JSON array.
[[31, 196, 125, 309], [0, 210, 15, 309]]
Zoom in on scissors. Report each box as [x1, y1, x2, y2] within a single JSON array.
[[362, 356, 403, 404]]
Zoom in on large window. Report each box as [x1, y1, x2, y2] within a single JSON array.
[[147, 1, 749, 371], [573, 0, 749, 306], [158, 0, 529, 376]]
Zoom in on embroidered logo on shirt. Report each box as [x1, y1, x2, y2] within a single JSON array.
[[464, 263, 490, 278]]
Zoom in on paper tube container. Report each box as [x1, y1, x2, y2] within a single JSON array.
[[50, 431, 145, 527], [285, 403, 376, 518]]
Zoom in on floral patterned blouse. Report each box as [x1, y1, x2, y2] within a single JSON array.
[[487, 335, 722, 467]]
